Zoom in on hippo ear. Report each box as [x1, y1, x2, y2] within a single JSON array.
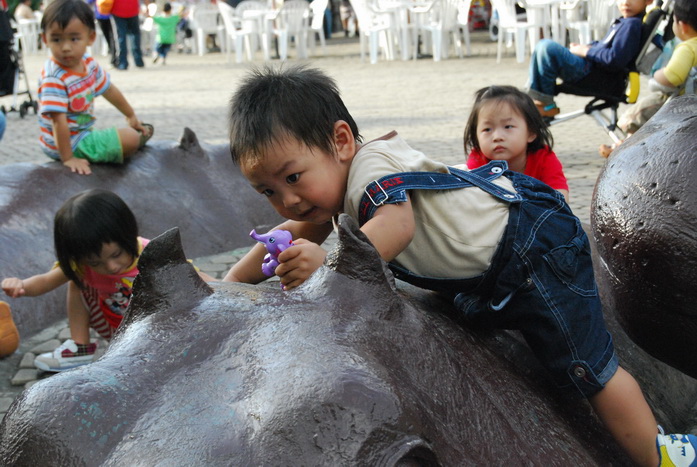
[[324, 213, 397, 290], [178, 127, 202, 155], [120, 227, 213, 330]]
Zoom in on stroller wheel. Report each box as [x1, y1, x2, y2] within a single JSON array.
[[19, 102, 29, 118], [32, 101, 38, 114]]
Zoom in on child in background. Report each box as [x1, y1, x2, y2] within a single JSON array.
[[1, 189, 213, 372], [152, 2, 180, 65], [223, 65, 696, 467], [600, 0, 697, 157], [526, 0, 653, 117], [38, 0, 154, 176], [464, 85, 569, 202]]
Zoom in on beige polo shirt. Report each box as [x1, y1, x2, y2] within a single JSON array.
[[343, 132, 512, 279]]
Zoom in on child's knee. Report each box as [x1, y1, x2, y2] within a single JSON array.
[[118, 127, 141, 156]]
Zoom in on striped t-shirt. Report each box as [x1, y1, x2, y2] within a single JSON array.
[[38, 55, 110, 159]]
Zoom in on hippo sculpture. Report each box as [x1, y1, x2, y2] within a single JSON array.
[[0, 128, 282, 336], [592, 94, 697, 380], [2, 214, 697, 465]]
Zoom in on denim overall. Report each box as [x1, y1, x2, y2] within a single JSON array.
[[359, 161, 618, 398]]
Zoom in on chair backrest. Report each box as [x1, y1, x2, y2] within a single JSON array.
[[218, 1, 239, 32], [587, 0, 616, 40], [279, 0, 309, 33], [309, 0, 328, 30], [489, 0, 522, 27], [191, 4, 220, 31], [429, 0, 465, 29], [235, 0, 267, 15]]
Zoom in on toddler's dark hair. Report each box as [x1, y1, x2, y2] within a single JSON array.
[[675, 0, 697, 32], [41, 0, 95, 33], [228, 65, 362, 165], [164, 2, 172, 13], [54, 189, 139, 289], [463, 85, 553, 155]]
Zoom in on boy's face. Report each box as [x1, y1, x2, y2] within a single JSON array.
[[240, 124, 355, 225], [42, 18, 96, 72], [617, 0, 651, 18]]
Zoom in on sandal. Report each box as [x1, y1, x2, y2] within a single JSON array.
[[138, 123, 154, 148]]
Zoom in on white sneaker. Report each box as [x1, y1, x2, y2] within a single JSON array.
[[34, 339, 97, 372], [657, 427, 697, 467]]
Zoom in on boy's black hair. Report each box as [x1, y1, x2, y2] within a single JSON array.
[[463, 85, 553, 155], [54, 189, 139, 289], [228, 65, 362, 165], [164, 2, 172, 13], [674, 0, 697, 31], [41, 0, 95, 32]]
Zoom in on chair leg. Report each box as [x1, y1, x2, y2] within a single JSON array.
[[197, 30, 206, 56], [497, 29, 503, 63], [514, 27, 526, 63], [236, 36, 244, 63]]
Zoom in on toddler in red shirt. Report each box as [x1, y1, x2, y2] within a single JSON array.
[[464, 85, 569, 202]]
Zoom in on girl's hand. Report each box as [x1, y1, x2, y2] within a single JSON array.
[[2, 278, 25, 298], [274, 239, 327, 290], [64, 157, 92, 175]]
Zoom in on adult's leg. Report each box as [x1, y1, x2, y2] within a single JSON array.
[[113, 15, 129, 69], [126, 15, 145, 67], [98, 17, 118, 67], [527, 39, 589, 104]]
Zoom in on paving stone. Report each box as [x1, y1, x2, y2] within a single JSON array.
[[11, 368, 39, 386], [0, 396, 15, 413], [29, 339, 61, 355], [19, 352, 36, 369]]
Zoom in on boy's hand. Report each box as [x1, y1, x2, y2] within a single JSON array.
[[2, 278, 25, 298], [569, 43, 590, 57], [126, 115, 146, 134], [63, 157, 92, 175], [274, 239, 327, 290]]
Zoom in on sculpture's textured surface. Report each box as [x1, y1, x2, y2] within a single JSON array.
[[5, 215, 695, 466], [0, 129, 282, 335], [592, 95, 697, 379]]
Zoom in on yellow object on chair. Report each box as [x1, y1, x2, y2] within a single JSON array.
[[0, 301, 20, 357], [627, 71, 641, 104]]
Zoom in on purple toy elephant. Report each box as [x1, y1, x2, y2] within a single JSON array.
[[250, 229, 294, 277]]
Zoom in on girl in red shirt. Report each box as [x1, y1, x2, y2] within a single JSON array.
[[464, 85, 569, 202], [1, 189, 212, 372]]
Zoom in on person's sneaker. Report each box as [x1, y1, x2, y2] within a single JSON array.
[[534, 100, 561, 118], [34, 339, 97, 372], [657, 428, 697, 467]]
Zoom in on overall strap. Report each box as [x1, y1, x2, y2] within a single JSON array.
[[358, 161, 522, 226]]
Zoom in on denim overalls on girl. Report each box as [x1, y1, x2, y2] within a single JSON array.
[[358, 161, 618, 398]]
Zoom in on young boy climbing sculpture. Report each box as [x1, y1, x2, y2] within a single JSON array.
[[223, 65, 696, 467]]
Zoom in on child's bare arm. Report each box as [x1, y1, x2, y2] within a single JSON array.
[[651, 68, 676, 88], [101, 84, 145, 134], [224, 220, 333, 286], [2, 267, 69, 298], [49, 112, 92, 175], [359, 197, 415, 262]]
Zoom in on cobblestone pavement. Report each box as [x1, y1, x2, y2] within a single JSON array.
[[0, 32, 620, 418]]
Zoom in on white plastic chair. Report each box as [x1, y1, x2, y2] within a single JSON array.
[[566, 0, 616, 44], [218, 1, 256, 62], [270, 0, 310, 59], [235, 0, 269, 55], [412, 0, 471, 61], [190, 3, 225, 56], [15, 18, 40, 55], [489, 0, 537, 63], [308, 0, 328, 56], [349, 0, 397, 64]]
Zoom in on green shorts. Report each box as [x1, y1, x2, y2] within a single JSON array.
[[74, 128, 123, 164]]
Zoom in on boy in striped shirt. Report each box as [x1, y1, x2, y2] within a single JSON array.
[[38, 0, 153, 175]]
